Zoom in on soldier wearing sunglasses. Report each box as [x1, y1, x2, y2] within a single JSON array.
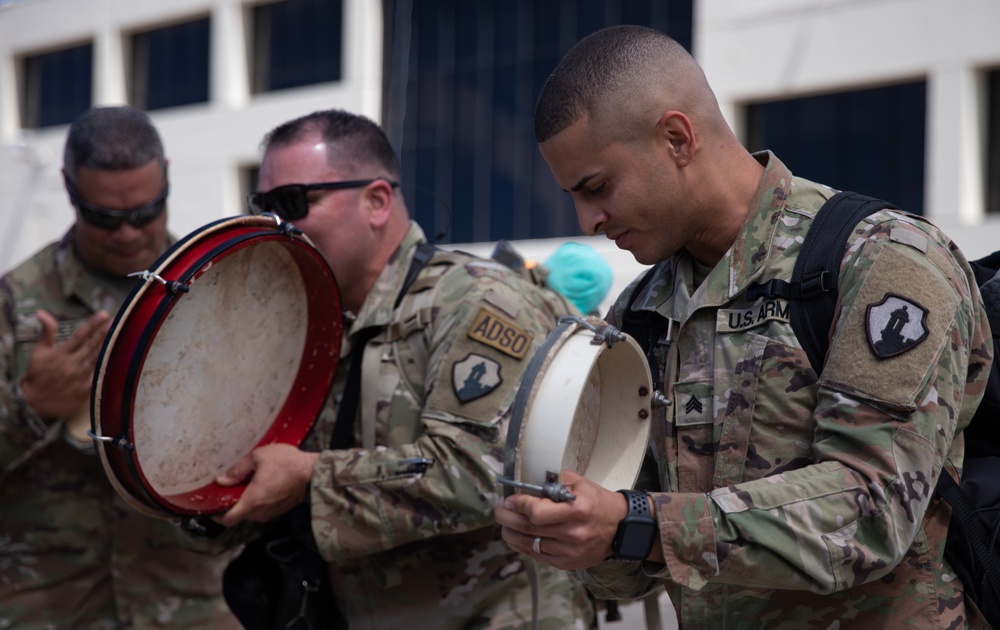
[[0, 106, 239, 629], [211, 109, 596, 629]]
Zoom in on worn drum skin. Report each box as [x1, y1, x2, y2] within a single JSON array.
[[503, 316, 653, 497], [91, 215, 341, 519]]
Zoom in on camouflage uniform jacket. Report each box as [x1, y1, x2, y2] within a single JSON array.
[[302, 223, 595, 629], [0, 228, 238, 629], [583, 152, 993, 629]]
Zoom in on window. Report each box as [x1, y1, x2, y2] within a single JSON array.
[[131, 18, 211, 111], [20, 43, 93, 129], [251, 0, 344, 94], [987, 69, 1000, 215], [384, 0, 694, 244], [745, 81, 928, 215]]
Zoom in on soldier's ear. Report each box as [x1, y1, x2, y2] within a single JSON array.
[[657, 111, 695, 167], [365, 179, 395, 229]]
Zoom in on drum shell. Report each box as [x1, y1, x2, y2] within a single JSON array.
[[91, 215, 341, 518], [505, 317, 653, 494]]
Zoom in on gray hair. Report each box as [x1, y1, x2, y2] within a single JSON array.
[[63, 106, 165, 178]]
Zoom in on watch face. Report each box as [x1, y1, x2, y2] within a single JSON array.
[[616, 520, 657, 561]]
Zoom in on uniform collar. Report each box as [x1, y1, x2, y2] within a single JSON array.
[[58, 226, 176, 313], [632, 151, 794, 320], [349, 222, 427, 334], [56, 228, 120, 312], [717, 150, 794, 299]]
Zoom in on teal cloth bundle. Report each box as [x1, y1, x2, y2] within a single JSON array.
[[544, 242, 613, 315]]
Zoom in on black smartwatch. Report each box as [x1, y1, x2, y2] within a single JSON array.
[[611, 489, 657, 561]]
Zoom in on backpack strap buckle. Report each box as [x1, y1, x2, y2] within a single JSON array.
[[746, 278, 791, 301], [798, 270, 836, 299]]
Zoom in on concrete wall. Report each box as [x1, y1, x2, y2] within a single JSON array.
[[1, 0, 998, 299], [697, 0, 1000, 259], [0, 0, 384, 271]]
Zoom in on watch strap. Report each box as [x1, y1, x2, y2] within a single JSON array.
[[611, 489, 656, 561], [620, 489, 650, 518]]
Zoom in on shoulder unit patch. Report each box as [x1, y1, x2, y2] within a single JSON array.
[[452, 353, 502, 402], [865, 293, 929, 359]]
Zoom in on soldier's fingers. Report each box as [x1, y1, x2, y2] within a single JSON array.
[[35, 310, 58, 348], [214, 499, 248, 528], [216, 454, 256, 486], [63, 311, 110, 354], [76, 318, 112, 366]]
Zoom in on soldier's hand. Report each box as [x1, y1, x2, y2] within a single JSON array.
[[213, 444, 318, 527], [19, 309, 111, 419], [495, 471, 630, 570]]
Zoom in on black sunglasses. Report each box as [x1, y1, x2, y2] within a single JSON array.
[[65, 176, 169, 230], [247, 178, 400, 221]]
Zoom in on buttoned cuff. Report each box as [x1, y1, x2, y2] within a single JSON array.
[[653, 492, 719, 591]]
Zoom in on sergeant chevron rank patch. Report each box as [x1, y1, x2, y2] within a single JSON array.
[[865, 293, 929, 359], [452, 353, 502, 402]]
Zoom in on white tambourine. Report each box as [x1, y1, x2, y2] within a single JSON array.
[[501, 315, 659, 500]]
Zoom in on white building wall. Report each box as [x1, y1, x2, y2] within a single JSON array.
[[0, 0, 384, 272], [697, 0, 1000, 259], [1, 0, 999, 313]]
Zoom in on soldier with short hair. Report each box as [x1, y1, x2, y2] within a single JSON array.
[[215, 108, 595, 629], [495, 25, 994, 628], [0, 106, 238, 629]]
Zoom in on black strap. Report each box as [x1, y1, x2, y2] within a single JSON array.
[[329, 242, 437, 449], [936, 471, 1000, 604], [748, 192, 895, 371], [619, 263, 671, 387]]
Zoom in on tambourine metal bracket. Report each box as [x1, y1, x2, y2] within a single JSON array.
[[276, 220, 303, 237], [260, 211, 303, 237], [87, 429, 134, 451], [556, 315, 627, 348], [498, 471, 577, 502], [128, 270, 189, 294]]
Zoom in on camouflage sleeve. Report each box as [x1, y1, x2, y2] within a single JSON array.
[[0, 279, 55, 474], [575, 559, 668, 601], [310, 261, 564, 562], [607, 215, 992, 595]]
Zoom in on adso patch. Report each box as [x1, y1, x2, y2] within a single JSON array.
[[467, 307, 533, 359]]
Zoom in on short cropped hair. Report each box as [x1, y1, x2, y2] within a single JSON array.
[[63, 106, 165, 179], [534, 26, 691, 144], [262, 109, 401, 180]]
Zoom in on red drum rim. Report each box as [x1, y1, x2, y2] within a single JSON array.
[[91, 215, 341, 518]]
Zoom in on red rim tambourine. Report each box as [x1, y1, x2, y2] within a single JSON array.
[[91, 214, 341, 519]]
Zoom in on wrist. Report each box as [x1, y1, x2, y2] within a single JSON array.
[[611, 489, 657, 561], [12, 377, 48, 430]]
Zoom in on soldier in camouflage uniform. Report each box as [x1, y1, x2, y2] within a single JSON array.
[[214, 109, 596, 629], [0, 106, 238, 629], [495, 26, 995, 629]]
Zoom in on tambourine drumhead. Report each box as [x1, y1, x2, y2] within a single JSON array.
[[91, 215, 341, 519], [504, 316, 653, 494]]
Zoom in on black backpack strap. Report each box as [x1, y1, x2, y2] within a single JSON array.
[[330, 241, 437, 449], [936, 471, 1000, 606], [619, 263, 671, 388], [748, 191, 895, 372]]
